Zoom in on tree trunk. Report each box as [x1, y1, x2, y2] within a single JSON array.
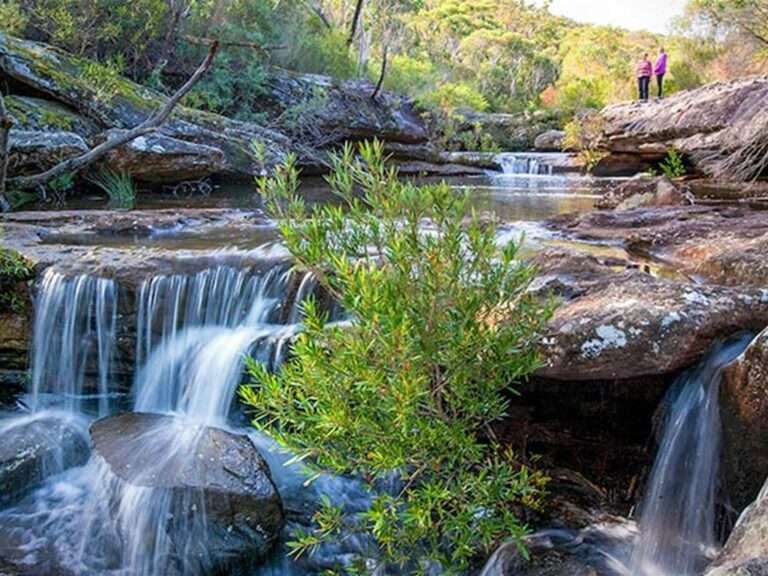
[[6, 42, 219, 193], [348, 0, 365, 46], [371, 44, 388, 101], [155, 0, 191, 72]]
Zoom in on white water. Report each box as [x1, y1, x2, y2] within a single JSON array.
[[29, 268, 119, 416], [495, 152, 563, 175], [628, 336, 752, 576], [0, 262, 369, 576], [482, 335, 753, 576]]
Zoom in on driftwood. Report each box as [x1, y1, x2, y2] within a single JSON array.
[[4, 42, 219, 195], [0, 91, 12, 212]]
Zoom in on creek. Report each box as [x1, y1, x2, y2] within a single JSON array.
[[0, 160, 742, 575]]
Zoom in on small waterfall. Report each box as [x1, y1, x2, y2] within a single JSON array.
[[480, 336, 753, 576], [628, 335, 752, 576], [133, 265, 307, 426], [29, 268, 119, 416], [495, 152, 556, 175]]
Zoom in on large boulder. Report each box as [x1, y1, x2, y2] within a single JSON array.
[[704, 477, 768, 576], [721, 328, 768, 511], [90, 412, 284, 572], [0, 414, 89, 504], [595, 176, 693, 210], [537, 270, 768, 381], [8, 130, 89, 175], [595, 75, 768, 177], [0, 33, 290, 181], [534, 129, 567, 152], [101, 132, 226, 182], [254, 72, 428, 146]]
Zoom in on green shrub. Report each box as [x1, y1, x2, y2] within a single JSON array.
[[563, 112, 607, 173], [659, 147, 686, 178], [87, 168, 136, 208], [241, 141, 551, 572], [0, 1, 28, 35], [418, 82, 490, 113]]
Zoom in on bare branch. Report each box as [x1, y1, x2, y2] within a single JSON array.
[[7, 42, 219, 192], [371, 44, 388, 101]]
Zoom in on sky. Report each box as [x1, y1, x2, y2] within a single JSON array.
[[542, 0, 688, 34]]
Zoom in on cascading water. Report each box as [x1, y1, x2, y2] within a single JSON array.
[[495, 152, 558, 175], [0, 259, 368, 576], [29, 268, 119, 417], [627, 335, 752, 576], [482, 335, 753, 576]]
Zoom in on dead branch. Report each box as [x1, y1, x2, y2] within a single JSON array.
[[6, 42, 219, 192], [305, 1, 333, 30], [182, 34, 285, 52], [0, 91, 13, 212]]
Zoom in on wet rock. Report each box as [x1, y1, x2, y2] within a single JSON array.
[[8, 130, 89, 175], [721, 328, 768, 511], [90, 412, 284, 570], [706, 558, 768, 576], [100, 132, 226, 182], [550, 205, 768, 287], [537, 270, 768, 381], [534, 130, 567, 152], [0, 414, 89, 505], [595, 175, 693, 210], [481, 521, 634, 576], [597, 75, 768, 178], [705, 477, 768, 576]]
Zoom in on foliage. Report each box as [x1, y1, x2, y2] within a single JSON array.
[[241, 141, 552, 572], [659, 148, 687, 178], [418, 82, 490, 113], [0, 1, 28, 35], [0, 248, 33, 313], [87, 168, 136, 207], [81, 58, 125, 103], [563, 112, 607, 173]]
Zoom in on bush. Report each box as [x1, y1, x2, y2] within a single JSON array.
[[563, 111, 607, 173], [0, 1, 28, 35], [659, 147, 686, 178], [418, 82, 490, 112], [241, 141, 552, 572]]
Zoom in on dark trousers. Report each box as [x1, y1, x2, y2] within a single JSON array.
[[638, 76, 650, 101], [656, 74, 664, 98]]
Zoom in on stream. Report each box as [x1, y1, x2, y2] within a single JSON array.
[[0, 156, 747, 575]]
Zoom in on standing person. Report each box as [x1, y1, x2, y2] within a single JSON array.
[[654, 48, 667, 99], [636, 53, 652, 101]]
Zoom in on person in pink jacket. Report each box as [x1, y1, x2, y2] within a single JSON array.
[[654, 48, 668, 99], [636, 53, 652, 101]]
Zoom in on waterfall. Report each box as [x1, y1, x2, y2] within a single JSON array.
[[628, 335, 752, 576], [133, 265, 307, 426], [29, 268, 118, 417], [495, 152, 557, 175], [480, 336, 753, 576]]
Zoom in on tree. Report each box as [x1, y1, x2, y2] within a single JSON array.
[[240, 141, 552, 573]]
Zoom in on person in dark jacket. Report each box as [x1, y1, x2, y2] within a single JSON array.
[[636, 53, 652, 101]]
